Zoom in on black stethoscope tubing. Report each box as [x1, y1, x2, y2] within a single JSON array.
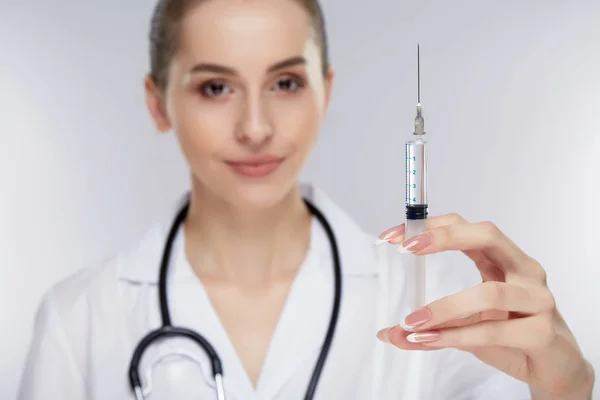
[[128, 197, 342, 400]]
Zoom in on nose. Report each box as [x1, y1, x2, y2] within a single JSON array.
[[235, 93, 274, 149]]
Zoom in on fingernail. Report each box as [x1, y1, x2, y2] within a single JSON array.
[[375, 225, 405, 245], [398, 309, 430, 332], [406, 332, 442, 343], [403, 307, 432, 329], [396, 240, 420, 253], [401, 234, 432, 253], [376, 328, 391, 343]]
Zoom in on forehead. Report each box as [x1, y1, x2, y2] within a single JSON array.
[[177, 0, 314, 68]]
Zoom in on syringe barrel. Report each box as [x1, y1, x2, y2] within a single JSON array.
[[406, 218, 427, 311], [405, 138, 428, 311], [405, 137, 427, 206]]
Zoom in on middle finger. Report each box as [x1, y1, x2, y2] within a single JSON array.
[[400, 281, 555, 332]]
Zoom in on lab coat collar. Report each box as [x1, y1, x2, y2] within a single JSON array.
[[117, 183, 378, 283]]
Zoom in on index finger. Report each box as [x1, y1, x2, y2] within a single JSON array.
[[403, 220, 538, 277], [381, 213, 469, 245]]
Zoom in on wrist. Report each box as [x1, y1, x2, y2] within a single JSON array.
[[530, 361, 595, 400], [580, 361, 596, 399]]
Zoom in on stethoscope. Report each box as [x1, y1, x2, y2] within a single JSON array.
[[128, 197, 343, 400]]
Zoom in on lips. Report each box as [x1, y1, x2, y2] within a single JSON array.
[[226, 156, 284, 178]]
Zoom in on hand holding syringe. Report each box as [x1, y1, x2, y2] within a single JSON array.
[[374, 45, 594, 395]]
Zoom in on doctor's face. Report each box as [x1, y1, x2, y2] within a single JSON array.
[[146, 0, 334, 209]]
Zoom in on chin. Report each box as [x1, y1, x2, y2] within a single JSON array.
[[225, 180, 296, 210]]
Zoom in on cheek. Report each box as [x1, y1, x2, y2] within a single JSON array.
[[170, 96, 234, 163], [270, 94, 320, 148]]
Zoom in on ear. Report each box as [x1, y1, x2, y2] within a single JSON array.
[[144, 74, 171, 133], [323, 65, 335, 112]]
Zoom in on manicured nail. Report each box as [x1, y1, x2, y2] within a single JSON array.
[[403, 307, 432, 329], [406, 332, 442, 343], [376, 328, 391, 343], [396, 241, 420, 253], [375, 237, 391, 245], [375, 225, 405, 245], [401, 234, 432, 253]]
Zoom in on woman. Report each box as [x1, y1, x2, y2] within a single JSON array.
[[18, 0, 594, 399]]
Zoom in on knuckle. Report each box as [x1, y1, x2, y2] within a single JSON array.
[[437, 225, 454, 245], [480, 220, 502, 243], [530, 315, 557, 349], [481, 281, 507, 308], [434, 297, 454, 317], [441, 331, 457, 346], [483, 322, 501, 345], [528, 258, 548, 284], [446, 213, 466, 224], [538, 288, 556, 312], [444, 330, 464, 348]]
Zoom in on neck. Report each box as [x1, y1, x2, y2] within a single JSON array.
[[183, 178, 312, 288]]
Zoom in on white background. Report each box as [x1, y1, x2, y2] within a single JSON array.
[[2, 0, 599, 398]]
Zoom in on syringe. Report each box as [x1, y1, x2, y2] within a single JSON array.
[[404, 44, 428, 312]]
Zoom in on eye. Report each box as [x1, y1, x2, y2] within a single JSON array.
[[199, 81, 231, 97], [273, 77, 304, 92]]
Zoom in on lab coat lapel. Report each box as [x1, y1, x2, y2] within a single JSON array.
[[256, 185, 378, 398], [255, 218, 333, 398]]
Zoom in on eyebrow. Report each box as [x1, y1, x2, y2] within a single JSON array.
[[187, 56, 307, 76]]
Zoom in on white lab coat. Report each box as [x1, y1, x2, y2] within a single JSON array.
[[18, 184, 532, 399]]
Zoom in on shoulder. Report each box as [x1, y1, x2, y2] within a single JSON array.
[[22, 256, 125, 388], [20, 225, 163, 397], [38, 220, 164, 333], [35, 255, 123, 341]]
